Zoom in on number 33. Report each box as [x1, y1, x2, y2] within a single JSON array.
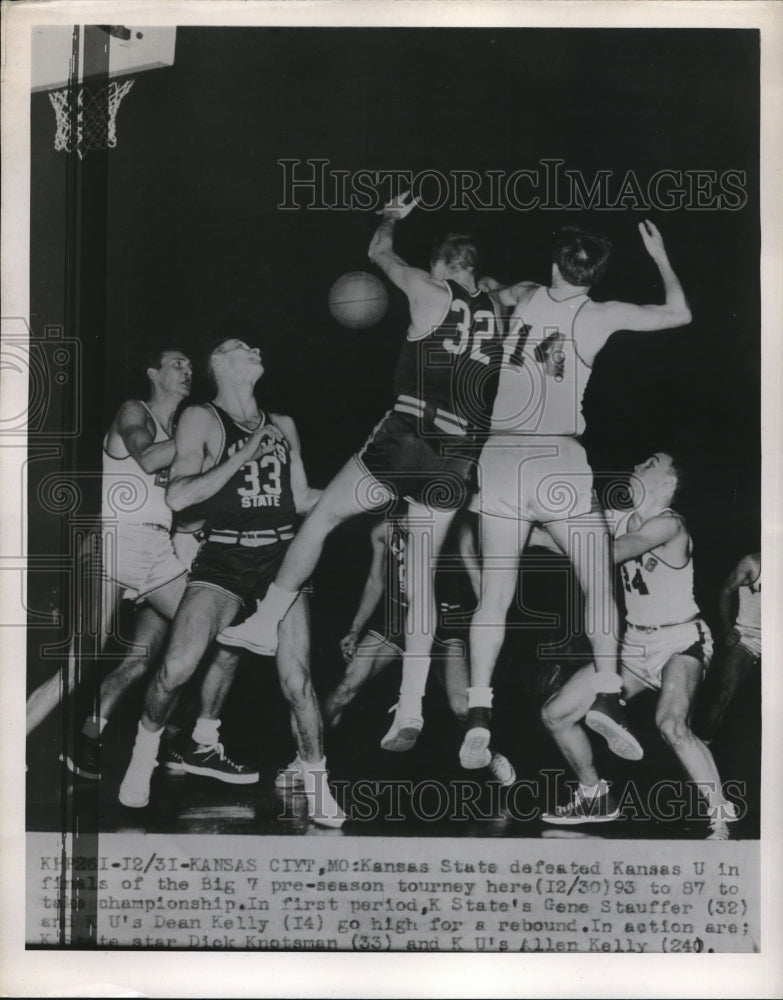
[[238, 454, 282, 496]]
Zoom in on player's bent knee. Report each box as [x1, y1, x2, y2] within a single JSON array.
[[280, 673, 314, 706], [541, 698, 567, 732], [211, 648, 238, 674], [333, 680, 357, 702], [158, 656, 195, 694], [656, 713, 690, 748], [123, 656, 150, 683]]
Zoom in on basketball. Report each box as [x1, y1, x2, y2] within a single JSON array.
[[328, 271, 388, 329]]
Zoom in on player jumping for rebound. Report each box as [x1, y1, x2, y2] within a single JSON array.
[[461, 220, 692, 771], [219, 193, 504, 752], [540, 452, 738, 840]]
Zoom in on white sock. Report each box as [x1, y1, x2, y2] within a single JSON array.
[[301, 758, 345, 824], [710, 801, 739, 822], [467, 686, 493, 710], [300, 756, 326, 776], [192, 717, 220, 747], [257, 582, 299, 623], [579, 779, 608, 799], [398, 656, 429, 717], [592, 671, 623, 695], [135, 721, 163, 756]]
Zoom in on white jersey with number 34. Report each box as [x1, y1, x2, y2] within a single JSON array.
[[615, 509, 701, 628], [491, 286, 591, 436]]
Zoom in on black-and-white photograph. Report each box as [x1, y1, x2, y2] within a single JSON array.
[[2, 1, 781, 993]]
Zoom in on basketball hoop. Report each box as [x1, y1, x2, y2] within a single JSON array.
[[48, 79, 134, 158]]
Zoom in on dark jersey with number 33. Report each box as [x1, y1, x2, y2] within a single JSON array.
[[200, 403, 297, 533], [393, 280, 502, 436]]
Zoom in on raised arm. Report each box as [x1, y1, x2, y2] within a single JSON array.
[[166, 406, 276, 512], [271, 414, 321, 516], [367, 192, 448, 336], [368, 192, 424, 290], [340, 520, 389, 663], [116, 400, 175, 474], [595, 219, 692, 333]]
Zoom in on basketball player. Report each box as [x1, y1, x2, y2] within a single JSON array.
[[278, 514, 515, 786], [540, 452, 738, 840], [26, 349, 193, 740], [55, 349, 251, 784], [118, 338, 345, 827], [219, 193, 504, 753], [322, 515, 408, 730], [461, 220, 692, 770], [697, 552, 761, 741]]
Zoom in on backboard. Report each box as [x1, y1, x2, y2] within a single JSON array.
[[31, 25, 177, 92]]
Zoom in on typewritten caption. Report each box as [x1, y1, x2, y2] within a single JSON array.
[[27, 834, 759, 953]]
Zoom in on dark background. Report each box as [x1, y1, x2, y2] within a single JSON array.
[[26, 27, 760, 834]]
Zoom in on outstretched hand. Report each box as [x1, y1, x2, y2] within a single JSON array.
[[376, 190, 419, 220], [638, 218, 668, 262]]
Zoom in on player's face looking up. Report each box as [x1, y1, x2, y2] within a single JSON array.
[[209, 338, 264, 384], [630, 452, 677, 505]]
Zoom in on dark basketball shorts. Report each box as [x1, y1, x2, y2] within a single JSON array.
[[364, 601, 466, 656], [187, 538, 291, 614], [356, 410, 478, 511], [435, 569, 475, 646], [435, 617, 469, 648], [365, 601, 406, 655]]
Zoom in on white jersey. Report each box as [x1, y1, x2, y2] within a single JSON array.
[[101, 402, 173, 529], [615, 509, 700, 628], [491, 285, 591, 435]]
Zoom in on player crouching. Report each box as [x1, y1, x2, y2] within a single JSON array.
[[539, 452, 739, 840]]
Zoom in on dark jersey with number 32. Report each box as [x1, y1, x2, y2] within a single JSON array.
[[393, 280, 502, 436], [200, 403, 297, 533]]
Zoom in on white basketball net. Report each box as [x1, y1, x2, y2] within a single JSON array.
[[48, 79, 134, 158]]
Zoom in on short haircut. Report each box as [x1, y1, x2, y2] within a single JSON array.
[[431, 233, 483, 275], [553, 226, 612, 286], [206, 336, 234, 365], [142, 347, 188, 380], [141, 347, 169, 376]]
